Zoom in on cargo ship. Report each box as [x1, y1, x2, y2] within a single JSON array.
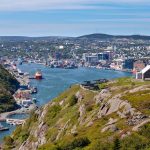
[[35, 70, 42, 80]]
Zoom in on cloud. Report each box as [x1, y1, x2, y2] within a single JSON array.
[[0, 0, 149, 11]]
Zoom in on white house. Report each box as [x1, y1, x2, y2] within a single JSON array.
[[136, 65, 150, 80]]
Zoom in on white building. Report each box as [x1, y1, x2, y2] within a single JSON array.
[[136, 65, 150, 80]]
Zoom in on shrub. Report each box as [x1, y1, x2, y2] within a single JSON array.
[[86, 105, 93, 112], [113, 138, 121, 150], [139, 123, 150, 139], [68, 95, 78, 106], [38, 143, 59, 150], [121, 133, 150, 150], [3, 136, 14, 146], [61, 137, 90, 150], [45, 104, 61, 126]]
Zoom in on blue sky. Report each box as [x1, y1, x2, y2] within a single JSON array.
[[0, 0, 150, 36]]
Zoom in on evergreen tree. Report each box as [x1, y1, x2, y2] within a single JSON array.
[[113, 138, 121, 150]]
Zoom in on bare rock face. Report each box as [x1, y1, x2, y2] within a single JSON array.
[[59, 99, 65, 106], [56, 119, 71, 141], [78, 104, 86, 124], [95, 89, 111, 105], [97, 102, 110, 118], [129, 85, 149, 93], [86, 121, 94, 127], [101, 118, 118, 133], [75, 91, 83, 102], [71, 125, 78, 136], [106, 95, 122, 115], [97, 93, 123, 118], [121, 131, 131, 139], [101, 124, 118, 133], [117, 111, 126, 118], [106, 118, 118, 126]]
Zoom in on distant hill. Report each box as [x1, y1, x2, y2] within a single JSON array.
[[78, 33, 150, 40], [0, 36, 30, 42], [0, 34, 150, 42], [0, 36, 71, 42], [0, 65, 19, 113]]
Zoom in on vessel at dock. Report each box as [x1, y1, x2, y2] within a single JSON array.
[[0, 123, 9, 131]]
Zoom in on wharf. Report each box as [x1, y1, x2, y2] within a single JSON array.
[[6, 118, 25, 125], [0, 104, 37, 122]]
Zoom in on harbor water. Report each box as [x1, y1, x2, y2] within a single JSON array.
[[0, 63, 132, 141]]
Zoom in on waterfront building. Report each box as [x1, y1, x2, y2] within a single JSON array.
[[110, 59, 124, 70], [83, 53, 98, 63], [83, 52, 111, 63], [97, 53, 109, 61], [123, 59, 135, 70]]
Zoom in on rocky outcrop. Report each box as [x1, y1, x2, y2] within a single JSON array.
[[78, 104, 86, 124], [7, 79, 150, 150]]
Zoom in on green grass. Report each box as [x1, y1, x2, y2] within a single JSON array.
[[121, 90, 150, 115]]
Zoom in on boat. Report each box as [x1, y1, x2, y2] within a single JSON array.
[[32, 98, 37, 103], [35, 70, 42, 80], [0, 123, 9, 131], [29, 86, 37, 94]]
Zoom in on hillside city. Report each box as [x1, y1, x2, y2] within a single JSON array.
[[0, 34, 150, 73], [0, 34, 150, 150]]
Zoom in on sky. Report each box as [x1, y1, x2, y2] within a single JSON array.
[[0, 0, 150, 36]]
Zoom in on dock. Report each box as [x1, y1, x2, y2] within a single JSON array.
[[6, 118, 25, 125]]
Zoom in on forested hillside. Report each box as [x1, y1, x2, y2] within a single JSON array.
[[0, 65, 19, 113]]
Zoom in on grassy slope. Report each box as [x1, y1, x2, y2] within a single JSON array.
[[0, 65, 19, 113], [4, 78, 150, 150]]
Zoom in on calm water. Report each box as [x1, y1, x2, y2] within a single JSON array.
[[0, 63, 132, 141]]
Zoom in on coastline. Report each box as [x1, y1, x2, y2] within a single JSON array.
[[0, 64, 38, 124]]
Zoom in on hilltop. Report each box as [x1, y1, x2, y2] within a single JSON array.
[[3, 77, 150, 150], [0, 65, 19, 113], [78, 33, 150, 40]]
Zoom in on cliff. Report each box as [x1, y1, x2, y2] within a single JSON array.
[[3, 77, 150, 150], [0, 65, 19, 113]]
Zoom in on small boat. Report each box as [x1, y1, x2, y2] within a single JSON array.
[[32, 98, 37, 103], [30, 87, 37, 94]]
